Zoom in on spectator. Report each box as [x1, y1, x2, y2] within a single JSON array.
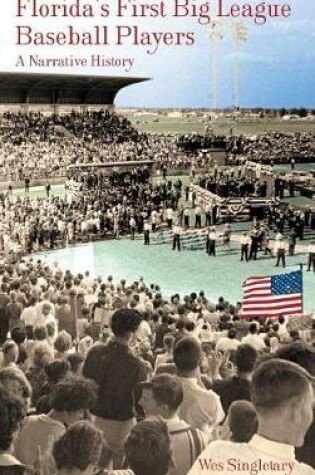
[[173, 336, 224, 436], [0, 384, 26, 474], [83, 308, 148, 469], [0, 367, 32, 413], [140, 374, 208, 475], [276, 342, 315, 468], [242, 322, 266, 352], [212, 344, 257, 414], [188, 359, 314, 475], [124, 419, 173, 475], [52, 421, 104, 475], [1, 340, 19, 369], [226, 400, 258, 443], [15, 377, 97, 467], [154, 334, 174, 370], [215, 328, 240, 353], [25, 342, 54, 408]]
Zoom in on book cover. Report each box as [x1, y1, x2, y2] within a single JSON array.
[[0, 2, 314, 475]]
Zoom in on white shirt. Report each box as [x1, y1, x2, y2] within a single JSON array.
[[188, 434, 315, 475], [173, 225, 183, 235], [166, 208, 173, 219], [241, 236, 251, 245], [216, 337, 240, 353], [178, 377, 225, 436], [275, 241, 287, 251], [20, 306, 37, 327], [15, 414, 65, 467], [137, 320, 152, 342], [242, 333, 266, 351]]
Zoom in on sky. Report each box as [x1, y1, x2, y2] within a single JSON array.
[[1, 0, 314, 108]]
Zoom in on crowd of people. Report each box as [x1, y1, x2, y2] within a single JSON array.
[[0, 111, 197, 184], [198, 173, 267, 198], [176, 134, 229, 152], [230, 132, 315, 165], [175, 131, 315, 166], [0, 256, 313, 475], [0, 110, 314, 475], [1, 112, 315, 187], [0, 174, 185, 254]]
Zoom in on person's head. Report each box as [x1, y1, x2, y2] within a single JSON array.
[[227, 400, 258, 443], [276, 342, 315, 376], [53, 421, 104, 475], [0, 367, 32, 412], [173, 336, 202, 377], [234, 344, 257, 376], [249, 322, 258, 334], [185, 321, 195, 333], [111, 308, 142, 341], [251, 359, 314, 447], [227, 328, 237, 339], [175, 319, 185, 332], [124, 418, 173, 475], [50, 377, 97, 426], [34, 325, 48, 341], [272, 323, 279, 333], [10, 327, 26, 345], [42, 302, 52, 316], [0, 383, 26, 451], [33, 342, 54, 368], [54, 331, 73, 354], [2, 340, 19, 366], [140, 374, 183, 418], [45, 359, 70, 385]]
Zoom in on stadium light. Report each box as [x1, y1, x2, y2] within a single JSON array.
[[231, 20, 248, 109], [206, 20, 224, 111]]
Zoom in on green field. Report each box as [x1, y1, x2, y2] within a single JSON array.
[[126, 115, 315, 136]]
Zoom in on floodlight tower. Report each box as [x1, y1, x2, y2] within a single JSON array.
[[206, 20, 224, 110], [231, 20, 248, 109]]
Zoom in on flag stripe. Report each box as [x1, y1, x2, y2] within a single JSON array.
[[243, 294, 302, 304], [243, 283, 270, 291], [243, 291, 271, 297]]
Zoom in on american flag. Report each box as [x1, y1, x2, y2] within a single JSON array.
[[242, 270, 303, 319]]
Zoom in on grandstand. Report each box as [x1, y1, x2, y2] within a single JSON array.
[[0, 72, 148, 108]]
